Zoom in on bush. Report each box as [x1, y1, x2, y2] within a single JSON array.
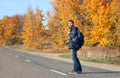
[[5, 38, 22, 45]]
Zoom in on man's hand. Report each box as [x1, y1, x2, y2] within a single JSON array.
[[67, 32, 70, 35]]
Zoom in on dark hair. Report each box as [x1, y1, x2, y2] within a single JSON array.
[[68, 19, 74, 24]]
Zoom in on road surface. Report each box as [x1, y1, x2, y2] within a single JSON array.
[[0, 46, 120, 78]]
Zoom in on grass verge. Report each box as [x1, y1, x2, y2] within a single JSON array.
[[59, 54, 120, 65], [8, 44, 120, 65]]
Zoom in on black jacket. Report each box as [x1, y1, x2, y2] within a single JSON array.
[[68, 26, 78, 49]]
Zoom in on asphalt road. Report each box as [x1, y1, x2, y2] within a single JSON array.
[[0, 46, 120, 78]]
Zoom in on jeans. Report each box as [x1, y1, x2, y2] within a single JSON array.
[[70, 49, 82, 72]]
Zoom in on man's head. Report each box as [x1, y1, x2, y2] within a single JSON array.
[[68, 20, 74, 27]]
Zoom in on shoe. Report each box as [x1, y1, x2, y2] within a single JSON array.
[[69, 70, 80, 74], [77, 71, 82, 74]]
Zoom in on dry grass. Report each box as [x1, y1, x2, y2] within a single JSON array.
[[40, 46, 69, 53], [79, 46, 120, 58], [9, 44, 120, 65], [10, 44, 120, 58]]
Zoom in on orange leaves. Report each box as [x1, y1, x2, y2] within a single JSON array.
[[83, 0, 119, 47], [48, 0, 120, 48], [21, 8, 44, 49], [49, 0, 84, 46], [4, 15, 20, 39], [0, 15, 22, 45], [0, 0, 120, 48], [0, 8, 45, 48]]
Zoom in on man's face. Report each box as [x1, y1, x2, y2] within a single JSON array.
[[68, 22, 73, 28]]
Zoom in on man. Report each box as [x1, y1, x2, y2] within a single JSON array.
[[68, 20, 82, 74]]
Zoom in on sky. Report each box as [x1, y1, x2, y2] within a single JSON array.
[[0, 0, 53, 19]]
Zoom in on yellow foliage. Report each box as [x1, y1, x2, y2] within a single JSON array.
[[48, 0, 120, 48], [48, 0, 86, 46], [22, 8, 44, 49], [83, 0, 120, 47]]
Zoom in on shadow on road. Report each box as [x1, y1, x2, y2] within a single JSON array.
[[82, 71, 120, 74]]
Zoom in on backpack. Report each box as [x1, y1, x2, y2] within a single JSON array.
[[72, 30, 84, 50]]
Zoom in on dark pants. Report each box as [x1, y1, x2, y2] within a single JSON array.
[[70, 49, 82, 72]]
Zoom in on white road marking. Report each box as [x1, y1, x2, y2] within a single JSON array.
[[25, 59, 31, 62], [51, 69, 67, 75], [15, 55, 18, 58], [9, 53, 12, 55]]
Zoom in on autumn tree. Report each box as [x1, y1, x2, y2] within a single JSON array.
[[107, 0, 120, 47], [0, 16, 10, 45], [2, 15, 21, 45], [48, 0, 86, 47], [0, 19, 5, 45], [22, 8, 44, 49], [33, 7, 45, 49], [82, 0, 120, 47]]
